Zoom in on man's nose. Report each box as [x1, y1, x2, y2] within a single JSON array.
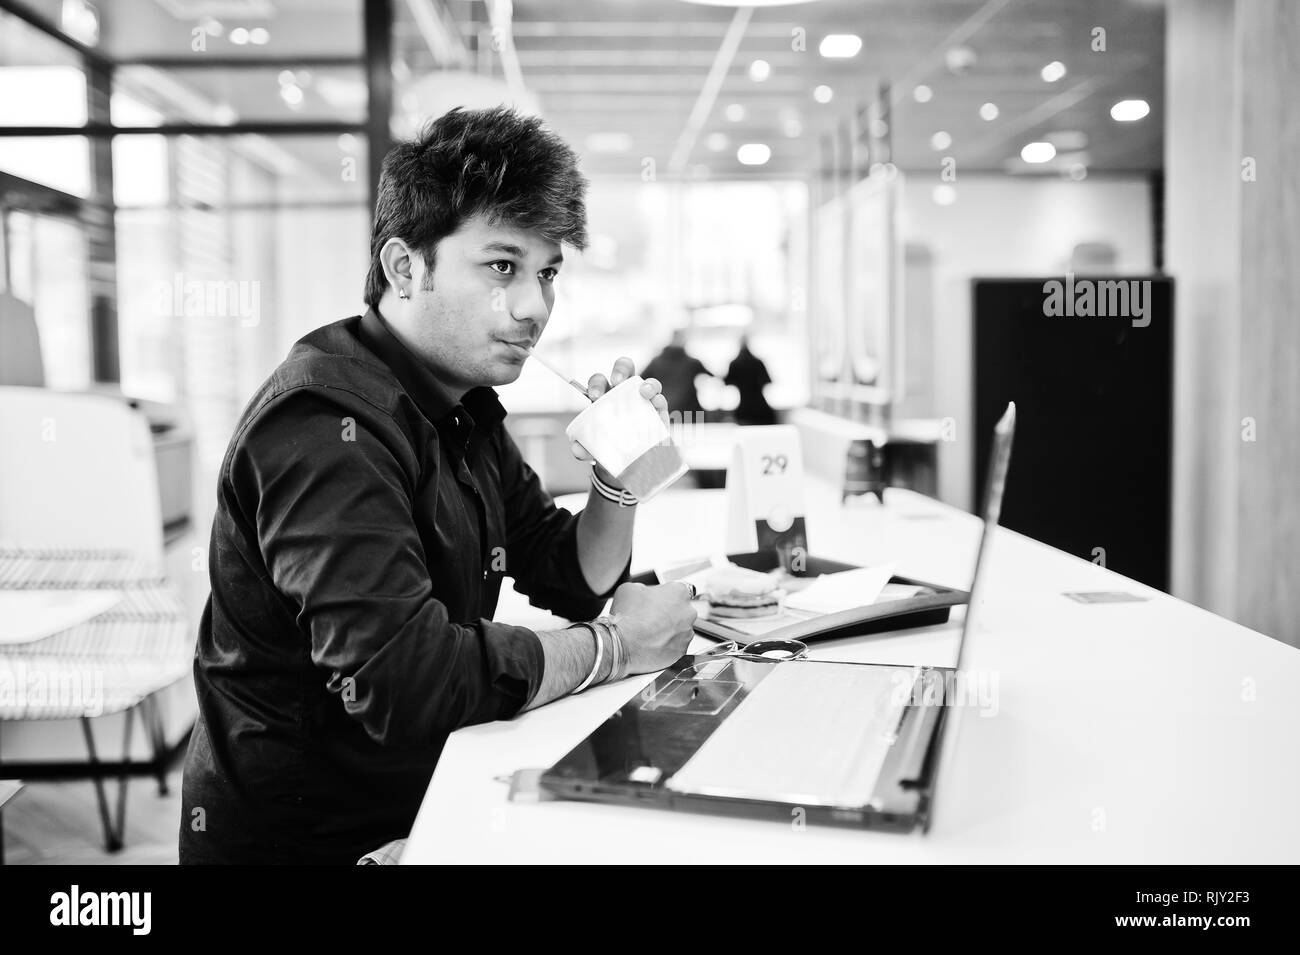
[[509, 280, 550, 325]]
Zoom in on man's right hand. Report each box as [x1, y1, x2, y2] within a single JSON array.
[[608, 581, 698, 675]]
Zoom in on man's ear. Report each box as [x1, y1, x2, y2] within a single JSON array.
[[379, 237, 414, 295]]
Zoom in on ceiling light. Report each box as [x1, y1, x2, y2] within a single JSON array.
[[945, 45, 977, 73], [249, 27, 269, 45], [228, 26, 250, 45], [279, 84, 304, 107], [813, 85, 833, 104], [979, 102, 999, 121], [737, 143, 771, 166], [725, 103, 746, 122], [1041, 61, 1066, 82], [932, 185, 957, 206], [1021, 141, 1056, 163], [819, 34, 862, 58], [913, 84, 933, 103], [748, 59, 771, 82], [1110, 99, 1150, 121], [706, 132, 729, 152], [930, 130, 952, 151]]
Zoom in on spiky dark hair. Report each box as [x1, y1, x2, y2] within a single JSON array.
[[363, 105, 589, 306]]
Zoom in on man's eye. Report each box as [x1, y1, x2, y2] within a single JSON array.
[[489, 261, 514, 275], [539, 268, 558, 283]]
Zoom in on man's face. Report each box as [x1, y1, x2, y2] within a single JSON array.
[[398, 214, 563, 393]]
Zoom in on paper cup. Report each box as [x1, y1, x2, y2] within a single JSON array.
[[565, 375, 688, 501]]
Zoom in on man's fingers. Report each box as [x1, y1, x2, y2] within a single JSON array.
[[609, 356, 636, 387], [639, 377, 663, 400], [586, 373, 609, 399]]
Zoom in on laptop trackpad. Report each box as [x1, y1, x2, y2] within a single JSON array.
[[663, 662, 912, 808]]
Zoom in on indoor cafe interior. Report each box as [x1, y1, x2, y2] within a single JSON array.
[[0, 0, 1296, 865]]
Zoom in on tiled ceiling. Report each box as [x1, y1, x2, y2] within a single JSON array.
[[398, 0, 1166, 180]]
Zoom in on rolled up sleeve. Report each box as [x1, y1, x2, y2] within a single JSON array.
[[230, 387, 544, 746], [496, 428, 632, 621]]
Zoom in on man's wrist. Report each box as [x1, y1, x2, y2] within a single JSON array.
[[592, 462, 624, 490], [590, 465, 638, 507]]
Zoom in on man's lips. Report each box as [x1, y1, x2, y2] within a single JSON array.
[[498, 338, 534, 350]]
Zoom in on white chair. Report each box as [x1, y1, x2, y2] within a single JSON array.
[[0, 387, 185, 852], [0, 386, 163, 572]]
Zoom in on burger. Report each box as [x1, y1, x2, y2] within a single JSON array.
[[705, 565, 785, 619]]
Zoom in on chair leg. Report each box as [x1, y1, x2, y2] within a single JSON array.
[[141, 695, 169, 796], [80, 708, 135, 854]]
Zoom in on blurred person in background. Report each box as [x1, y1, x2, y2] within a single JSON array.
[[724, 334, 776, 426], [643, 329, 714, 421]]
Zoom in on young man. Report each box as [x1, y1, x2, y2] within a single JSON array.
[[180, 107, 697, 865]]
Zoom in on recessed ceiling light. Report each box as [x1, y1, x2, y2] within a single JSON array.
[[279, 85, 304, 107], [1041, 61, 1067, 82], [737, 143, 771, 166], [813, 85, 833, 104], [869, 118, 888, 139], [819, 34, 862, 58], [725, 103, 746, 122], [249, 27, 269, 45], [706, 132, 729, 152], [979, 102, 999, 121], [1021, 141, 1056, 163], [945, 45, 977, 73], [913, 84, 933, 103], [748, 59, 771, 82], [1110, 99, 1150, 121], [930, 130, 952, 151], [228, 26, 249, 45], [337, 133, 358, 153]]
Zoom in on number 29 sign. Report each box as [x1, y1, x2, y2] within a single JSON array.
[[725, 425, 808, 567]]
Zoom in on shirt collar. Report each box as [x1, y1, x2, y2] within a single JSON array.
[[358, 306, 507, 437]]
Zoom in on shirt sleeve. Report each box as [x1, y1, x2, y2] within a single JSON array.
[[228, 386, 546, 748], [495, 426, 632, 621]]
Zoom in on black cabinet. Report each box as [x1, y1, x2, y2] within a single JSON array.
[[973, 277, 1173, 591]]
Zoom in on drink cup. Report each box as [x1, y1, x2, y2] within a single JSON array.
[[565, 375, 688, 501]]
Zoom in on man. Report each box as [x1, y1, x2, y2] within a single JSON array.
[[642, 329, 714, 420], [180, 106, 697, 865]]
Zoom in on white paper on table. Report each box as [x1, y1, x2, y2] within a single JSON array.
[[0, 590, 123, 646], [783, 564, 896, 615]]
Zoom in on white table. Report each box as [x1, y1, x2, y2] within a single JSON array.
[[404, 482, 1300, 863]]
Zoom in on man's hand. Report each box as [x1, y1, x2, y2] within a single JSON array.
[[607, 580, 698, 674], [569, 356, 670, 487]]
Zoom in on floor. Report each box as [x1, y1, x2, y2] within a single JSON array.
[[2, 776, 181, 865]]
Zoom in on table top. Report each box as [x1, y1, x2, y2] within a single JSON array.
[[404, 482, 1300, 864]]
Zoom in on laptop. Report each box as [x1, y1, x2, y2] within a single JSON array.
[[538, 403, 1016, 832]]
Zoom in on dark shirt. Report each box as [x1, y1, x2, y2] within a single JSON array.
[[724, 349, 775, 426], [642, 345, 710, 416], [179, 307, 629, 865]]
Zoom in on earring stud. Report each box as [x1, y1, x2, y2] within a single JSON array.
[[398, 288, 409, 300]]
